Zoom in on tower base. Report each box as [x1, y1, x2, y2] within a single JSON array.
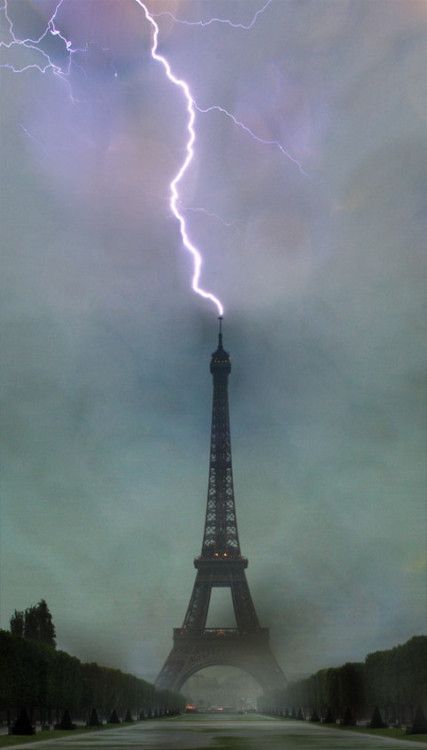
[[156, 627, 286, 692]]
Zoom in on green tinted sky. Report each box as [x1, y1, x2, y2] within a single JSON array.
[[1, 0, 426, 682]]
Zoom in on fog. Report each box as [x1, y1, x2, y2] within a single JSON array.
[[1, 0, 426, 682]]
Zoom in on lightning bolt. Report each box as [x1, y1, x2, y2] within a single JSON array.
[[135, 1, 305, 315], [2, 0, 306, 317], [135, 1, 224, 316], [195, 102, 307, 177], [182, 206, 236, 229], [151, 0, 305, 175], [0, 0, 82, 101], [152, 0, 273, 30], [150, 0, 305, 177]]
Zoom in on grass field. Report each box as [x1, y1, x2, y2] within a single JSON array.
[[323, 723, 427, 744], [0, 721, 136, 747]]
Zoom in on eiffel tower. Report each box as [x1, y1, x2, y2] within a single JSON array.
[[156, 319, 285, 692]]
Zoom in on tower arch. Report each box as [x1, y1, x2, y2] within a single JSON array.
[[176, 657, 278, 694]]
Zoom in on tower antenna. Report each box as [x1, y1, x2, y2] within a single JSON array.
[[218, 315, 223, 347]]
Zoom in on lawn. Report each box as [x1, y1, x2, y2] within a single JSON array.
[[0, 721, 136, 747], [320, 722, 427, 744]]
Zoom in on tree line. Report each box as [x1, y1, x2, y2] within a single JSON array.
[[259, 635, 427, 727], [0, 629, 185, 725]]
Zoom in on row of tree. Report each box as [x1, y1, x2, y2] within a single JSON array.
[[259, 636, 427, 726], [0, 629, 185, 725]]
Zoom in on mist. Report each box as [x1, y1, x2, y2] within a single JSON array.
[[1, 0, 426, 683]]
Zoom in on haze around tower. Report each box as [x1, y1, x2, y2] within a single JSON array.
[[1, 0, 426, 683]]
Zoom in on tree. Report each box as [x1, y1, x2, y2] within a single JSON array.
[[54, 709, 76, 730], [342, 706, 355, 726], [369, 705, 386, 728], [338, 663, 365, 720], [10, 610, 24, 637], [37, 600, 56, 647], [407, 706, 427, 735], [87, 708, 101, 726], [14, 600, 57, 647], [0, 628, 185, 722], [10, 707, 35, 736]]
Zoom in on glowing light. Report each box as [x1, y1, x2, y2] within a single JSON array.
[[0, 0, 83, 101], [195, 103, 307, 177], [152, 0, 305, 175], [182, 205, 235, 228], [135, 1, 224, 317], [152, 0, 273, 30]]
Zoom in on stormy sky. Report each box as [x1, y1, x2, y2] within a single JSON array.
[[1, 0, 426, 683]]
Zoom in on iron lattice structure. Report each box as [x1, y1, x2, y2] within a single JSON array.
[[156, 321, 285, 692]]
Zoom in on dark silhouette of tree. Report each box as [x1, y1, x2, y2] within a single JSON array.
[[55, 709, 76, 730], [25, 600, 56, 646], [338, 663, 365, 720], [407, 706, 427, 735], [10, 707, 35, 735], [10, 610, 24, 637], [37, 599, 56, 646], [10, 600, 56, 647], [365, 636, 427, 724], [23, 606, 39, 641], [310, 709, 320, 722], [0, 629, 184, 723], [342, 706, 355, 726], [109, 709, 120, 724], [124, 709, 133, 722], [259, 635, 427, 726], [87, 708, 101, 726], [369, 705, 386, 728]]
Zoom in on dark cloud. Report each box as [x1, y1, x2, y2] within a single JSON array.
[[1, 0, 426, 684]]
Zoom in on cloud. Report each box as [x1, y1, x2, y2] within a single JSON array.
[[1, 0, 426, 684]]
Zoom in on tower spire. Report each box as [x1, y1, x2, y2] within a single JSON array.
[[218, 315, 223, 349]]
